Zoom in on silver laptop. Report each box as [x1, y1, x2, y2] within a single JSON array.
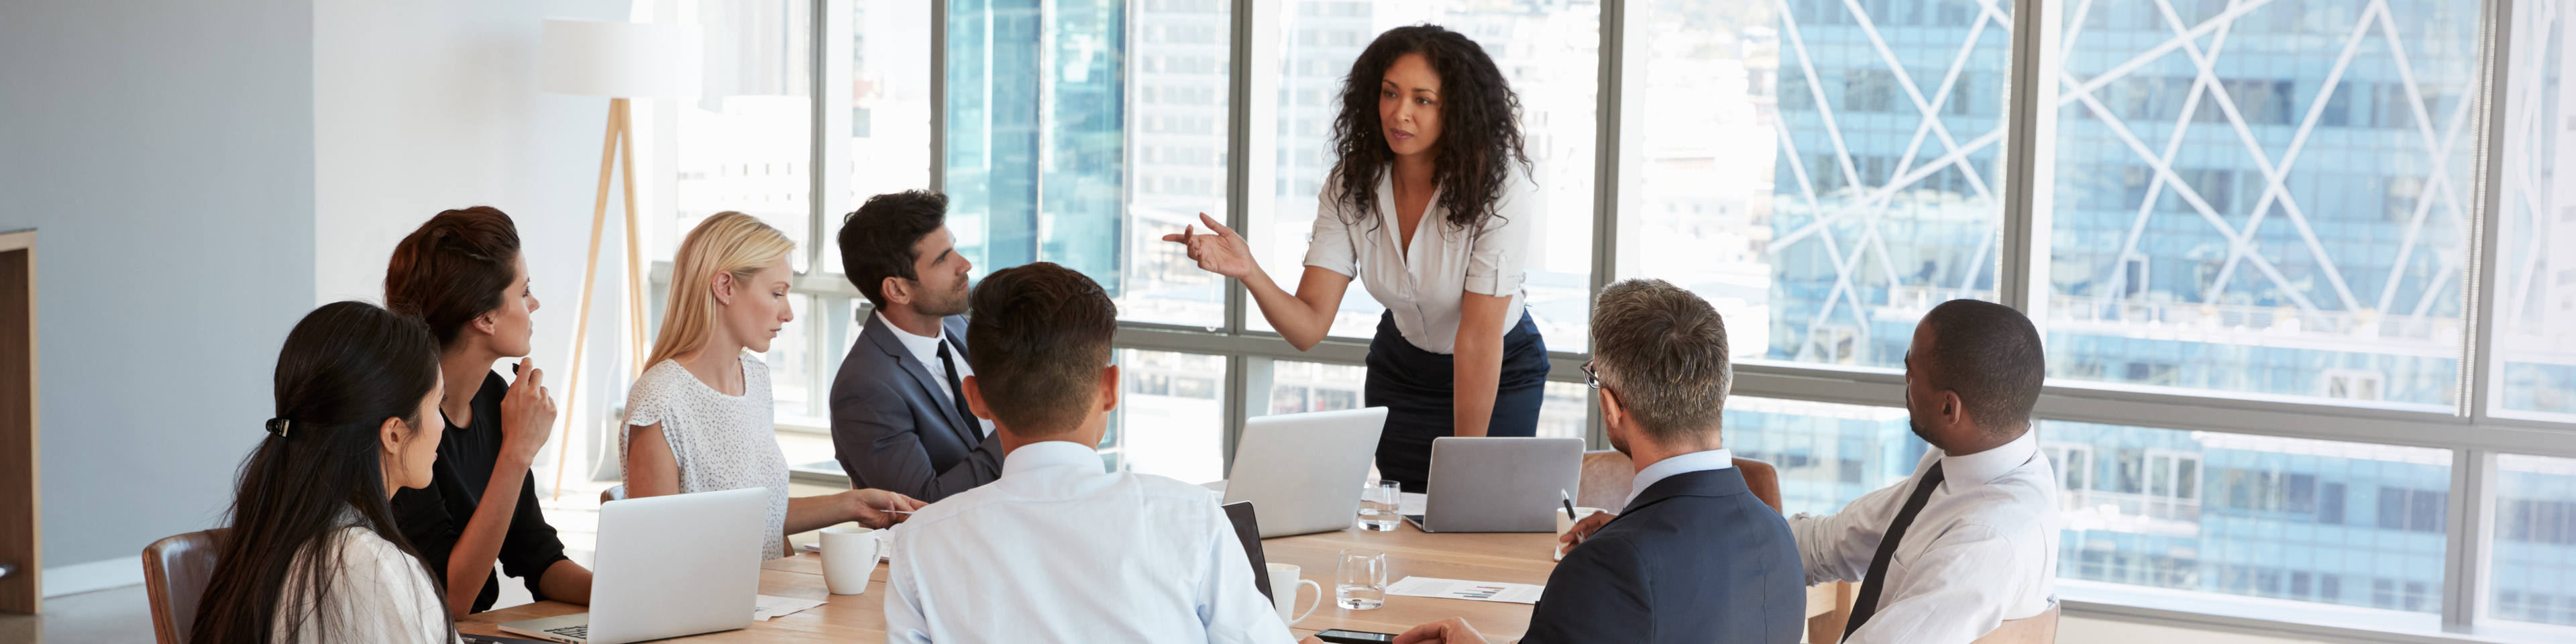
[[1217, 407, 1387, 537], [501, 487, 767, 644], [1403, 437, 1585, 533]]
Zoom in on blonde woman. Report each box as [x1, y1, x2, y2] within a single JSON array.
[[622, 212, 923, 559]]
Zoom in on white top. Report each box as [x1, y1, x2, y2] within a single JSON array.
[[870, 311, 991, 437], [623, 356, 793, 559], [1302, 166, 1537, 354], [883, 441, 1295, 644], [1623, 447, 1735, 510], [272, 523, 460, 644], [1788, 431, 2061, 644]]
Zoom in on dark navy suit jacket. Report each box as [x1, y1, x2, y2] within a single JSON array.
[[829, 313, 1002, 502], [1521, 466, 1806, 644]]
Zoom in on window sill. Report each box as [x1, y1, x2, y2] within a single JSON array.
[[2060, 580, 2576, 644]]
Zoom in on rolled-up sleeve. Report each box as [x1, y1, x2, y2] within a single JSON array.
[[1460, 172, 1535, 297], [1302, 187, 1360, 278]]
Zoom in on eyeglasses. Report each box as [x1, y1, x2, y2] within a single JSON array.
[[1580, 360, 1604, 390]]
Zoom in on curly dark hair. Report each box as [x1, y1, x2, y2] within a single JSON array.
[[1327, 24, 1531, 231]]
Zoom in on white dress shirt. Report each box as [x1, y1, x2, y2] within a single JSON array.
[[274, 522, 460, 644], [1302, 166, 1537, 354], [870, 311, 991, 437], [1623, 447, 1735, 509], [882, 441, 1294, 644], [1788, 431, 2060, 644]]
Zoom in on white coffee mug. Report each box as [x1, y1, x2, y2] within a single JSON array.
[[1554, 506, 1606, 561], [1265, 563, 1323, 627], [819, 524, 880, 595]]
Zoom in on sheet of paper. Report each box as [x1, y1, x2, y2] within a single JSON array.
[[1399, 492, 1428, 516], [753, 594, 826, 621], [1385, 576, 1544, 604]]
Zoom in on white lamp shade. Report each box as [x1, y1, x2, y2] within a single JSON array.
[[539, 19, 703, 99]]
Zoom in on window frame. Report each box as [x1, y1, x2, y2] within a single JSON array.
[[737, 0, 2576, 640]]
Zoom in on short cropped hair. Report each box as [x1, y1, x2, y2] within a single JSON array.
[[964, 262, 1118, 435], [385, 207, 522, 348], [838, 190, 949, 309], [1589, 279, 1731, 444], [1916, 299, 2045, 433]]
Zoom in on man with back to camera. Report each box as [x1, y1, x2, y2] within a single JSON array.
[[881, 262, 1324, 644], [1566, 299, 2062, 643], [1393, 279, 1805, 644], [829, 190, 1001, 502]]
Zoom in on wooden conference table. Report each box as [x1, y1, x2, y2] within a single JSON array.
[[461, 521, 1841, 643]]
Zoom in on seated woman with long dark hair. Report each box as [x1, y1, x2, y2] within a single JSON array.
[[191, 301, 460, 643]]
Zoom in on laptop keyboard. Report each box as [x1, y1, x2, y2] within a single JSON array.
[[545, 625, 588, 641]]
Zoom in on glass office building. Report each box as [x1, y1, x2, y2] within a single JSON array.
[[1731, 0, 2576, 623]]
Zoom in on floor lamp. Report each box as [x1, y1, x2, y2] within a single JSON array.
[[539, 19, 702, 498]]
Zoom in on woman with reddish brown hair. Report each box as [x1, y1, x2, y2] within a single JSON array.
[[383, 206, 592, 618]]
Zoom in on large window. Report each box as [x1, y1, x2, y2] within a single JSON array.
[[612, 1, 2576, 639], [2493, 0, 2576, 422], [2493, 453, 2576, 627], [1621, 0, 2010, 369], [2048, 423, 2453, 613], [2047, 0, 2479, 409]]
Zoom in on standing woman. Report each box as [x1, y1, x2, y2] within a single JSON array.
[[383, 207, 594, 618], [622, 211, 921, 559], [1165, 25, 1546, 492], [191, 301, 460, 643]]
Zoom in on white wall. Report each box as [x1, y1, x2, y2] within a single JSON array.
[[313, 0, 644, 490], [0, 0, 319, 570]]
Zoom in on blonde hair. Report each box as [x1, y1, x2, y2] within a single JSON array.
[[647, 211, 796, 368]]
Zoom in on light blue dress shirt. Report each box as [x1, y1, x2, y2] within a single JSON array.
[[882, 440, 1295, 644], [1623, 447, 1736, 510]]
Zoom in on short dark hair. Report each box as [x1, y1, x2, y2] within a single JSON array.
[[1916, 299, 2045, 432], [1589, 279, 1731, 444], [837, 190, 949, 309], [385, 207, 522, 348], [965, 262, 1117, 435]]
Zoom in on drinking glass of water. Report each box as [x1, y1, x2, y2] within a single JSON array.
[[1336, 549, 1387, 609], [1356, 480, 1401, 531]]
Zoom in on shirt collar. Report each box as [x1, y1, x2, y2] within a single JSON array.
[[876, 310, 945, 354], [1623, 447, 1735, 510], [1001, 440, 1101, 478], [1939, 429, 2039, 489]]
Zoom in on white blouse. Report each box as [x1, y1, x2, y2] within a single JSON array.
[[272, 523, 460, 644], [621, 356, 794, 559], [1302, 165, 1537, 354]]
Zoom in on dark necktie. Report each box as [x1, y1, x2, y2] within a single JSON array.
[[1842, 461, 1947, 641], [935, 339, 981, 445]]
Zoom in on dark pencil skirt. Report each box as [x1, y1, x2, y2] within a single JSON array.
[[1364, 309, 1552, 493]]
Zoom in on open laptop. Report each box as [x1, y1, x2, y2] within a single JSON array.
[[1403, 437, 1584, 533], [501, 487, 767, 644], [1216, 407, 1387, 537]]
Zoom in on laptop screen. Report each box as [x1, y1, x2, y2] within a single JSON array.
[[1221, 501, 1274, 602]]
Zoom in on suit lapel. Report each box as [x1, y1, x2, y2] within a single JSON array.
[[936, 315, 984, 447], [864, 313, 973, 439]]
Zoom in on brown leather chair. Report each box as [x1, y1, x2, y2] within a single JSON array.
[[1574, 449, 1783, 512], [142, 529, 227, 644]]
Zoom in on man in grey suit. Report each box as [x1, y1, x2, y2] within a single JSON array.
[[830, 190, 1000, 502]]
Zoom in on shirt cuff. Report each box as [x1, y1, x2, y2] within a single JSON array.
[[1462, 271, 1524, 297]]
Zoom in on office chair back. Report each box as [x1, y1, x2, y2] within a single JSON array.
[[1574, 449, 1783, 513], [142, 529, 226, 644]]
